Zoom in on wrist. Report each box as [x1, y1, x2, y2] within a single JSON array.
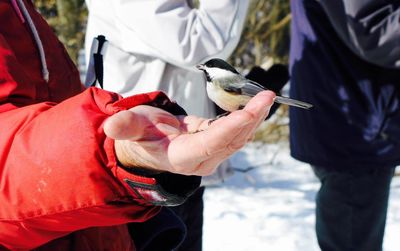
[[114, 140, 162, 174]]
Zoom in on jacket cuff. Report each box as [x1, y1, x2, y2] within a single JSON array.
[[118, 166, 201, 206]]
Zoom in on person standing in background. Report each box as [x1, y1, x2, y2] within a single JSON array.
[[85, 1, 250, 250], [289, 1, 400, 250]]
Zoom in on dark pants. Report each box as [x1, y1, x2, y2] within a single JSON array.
[[312, 166, 395, 251], [171, 186, 205, 251]]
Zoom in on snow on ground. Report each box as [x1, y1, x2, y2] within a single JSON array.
[[203, 142, 400, 251]]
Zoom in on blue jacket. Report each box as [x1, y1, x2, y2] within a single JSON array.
[[289, 0, 400, 169]]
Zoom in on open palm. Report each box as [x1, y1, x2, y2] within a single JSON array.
[[104, 91, 275, 176]]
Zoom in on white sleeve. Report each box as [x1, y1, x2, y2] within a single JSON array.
[[113, 0, 249, 68]]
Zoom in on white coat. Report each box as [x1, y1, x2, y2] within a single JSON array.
[[85, 0, 249, 118]]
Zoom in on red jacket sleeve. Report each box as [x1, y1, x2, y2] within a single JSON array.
[[0, 88, 167, 249]]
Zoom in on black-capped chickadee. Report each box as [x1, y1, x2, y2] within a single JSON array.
[[196, 58, 313, 112]]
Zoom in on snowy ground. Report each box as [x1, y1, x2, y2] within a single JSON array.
[[203, 142, 400, 251]]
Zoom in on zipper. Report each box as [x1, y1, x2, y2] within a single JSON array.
[[11, 0, 49, 82]]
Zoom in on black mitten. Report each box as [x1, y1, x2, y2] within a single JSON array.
[[245, 64, 289, 119]]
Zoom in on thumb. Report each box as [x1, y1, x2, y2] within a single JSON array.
[[104, 110, 146, 140], [104, 106, 182, 141]]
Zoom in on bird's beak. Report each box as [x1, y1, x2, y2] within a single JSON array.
[[196, 64, 205, 70]]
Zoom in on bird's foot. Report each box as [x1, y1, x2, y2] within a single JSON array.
[[208, 111, 231, 125]]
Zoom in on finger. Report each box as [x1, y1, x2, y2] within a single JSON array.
[[173, 90, 275, 160], [169, 110, 251, 170], [178, 115, 210, 133], [242, 90, 275, 125], [170, 115, 251, 175], [228, 90, 276, 144], [204, 90, 275, 147], [104, 110, 146, 140], [187, 92, 276, 175]]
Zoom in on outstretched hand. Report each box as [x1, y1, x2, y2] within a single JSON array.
[[104, 91, 276, 176]]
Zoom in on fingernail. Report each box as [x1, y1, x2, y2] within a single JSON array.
[[155, 123, 181, 135]]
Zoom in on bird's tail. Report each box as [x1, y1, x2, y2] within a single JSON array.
[[274, 96, 313, 109]]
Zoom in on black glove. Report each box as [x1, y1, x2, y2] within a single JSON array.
[[245, 64, 289, 119]]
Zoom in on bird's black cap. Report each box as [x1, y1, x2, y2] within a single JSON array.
[[203, 58, 239, 74]]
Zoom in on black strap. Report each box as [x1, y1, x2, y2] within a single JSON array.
[[91, 35, 107, 88]]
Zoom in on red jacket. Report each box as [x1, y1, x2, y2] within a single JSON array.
[[0, 0, 198, 250]]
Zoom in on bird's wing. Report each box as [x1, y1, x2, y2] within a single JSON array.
[[245, 79, 313, 109], [222, 84, 242, 94], [240, 79, 266, 96]]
